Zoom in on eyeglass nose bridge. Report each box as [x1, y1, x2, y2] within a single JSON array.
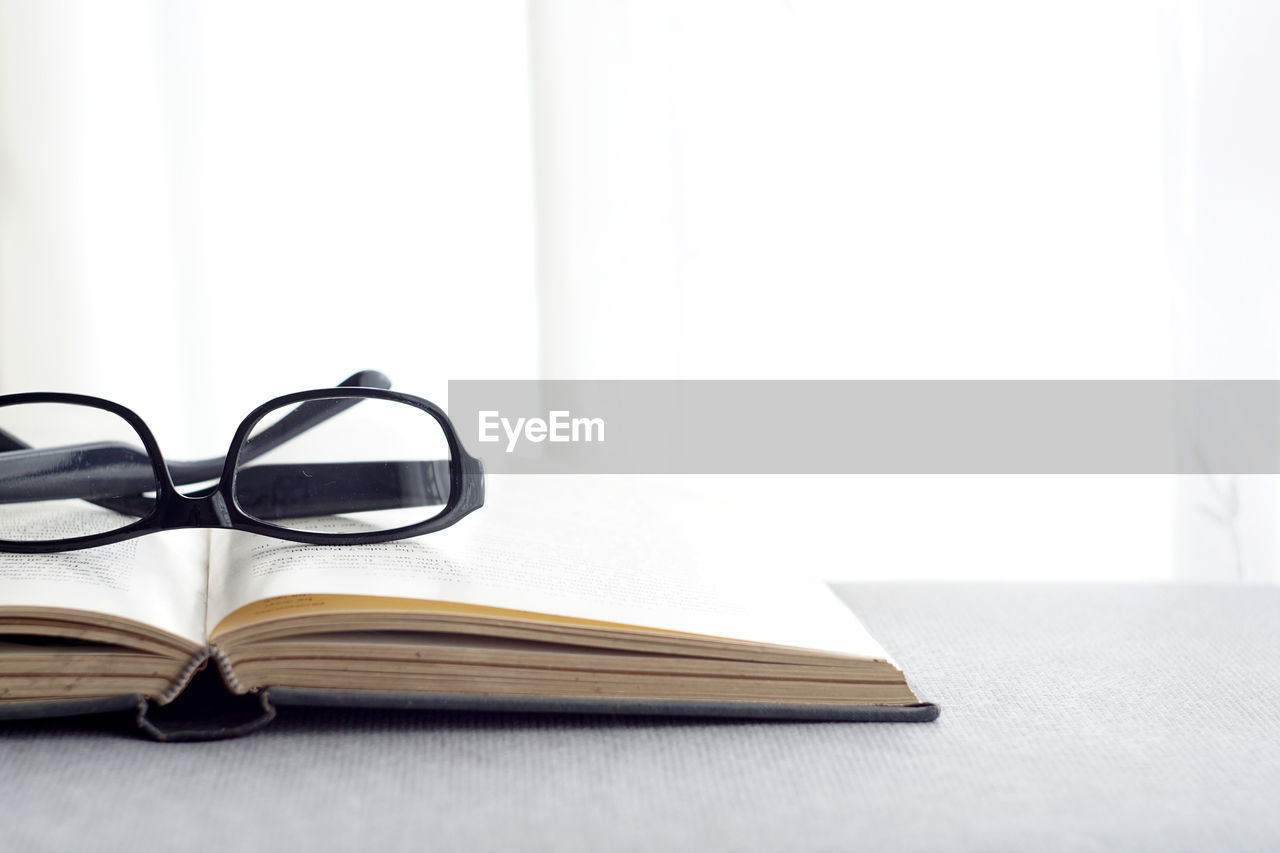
[[155, 485, 235, 530]]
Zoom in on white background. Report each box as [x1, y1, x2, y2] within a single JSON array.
[[1, 1, 1275, 582]]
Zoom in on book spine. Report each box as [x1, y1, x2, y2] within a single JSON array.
[[155, 646, 245, 704], [136, 646, 276, 742]]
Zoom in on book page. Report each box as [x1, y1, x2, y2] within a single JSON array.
[[0, 512, 208, 647], [207, 477, 888, 659]]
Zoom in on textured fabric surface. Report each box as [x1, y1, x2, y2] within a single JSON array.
[[3, 584, 1279, 852]]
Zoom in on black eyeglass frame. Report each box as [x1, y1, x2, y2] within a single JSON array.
[[0, 385, 485, 553]]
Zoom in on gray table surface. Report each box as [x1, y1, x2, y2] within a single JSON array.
[[3, 583, 1278, 852]]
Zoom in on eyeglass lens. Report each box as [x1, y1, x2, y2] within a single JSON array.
[[0, 403, 159, 542], [233, 396, 454, 535]]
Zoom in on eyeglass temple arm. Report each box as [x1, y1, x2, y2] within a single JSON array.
[[0, 441, 158, 517], [0, 370, 394, 512], [233, 460, 452, 520], [0, 447, 452, 515], [167, 369, 394, 484], [226, 369, 393, 465]]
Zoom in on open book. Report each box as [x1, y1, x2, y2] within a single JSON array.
[[0, 478, 935, 739]]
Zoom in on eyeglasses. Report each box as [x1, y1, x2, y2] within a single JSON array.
[[0, 370, 484, 553]]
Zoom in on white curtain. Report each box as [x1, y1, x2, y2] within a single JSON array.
[[1, 0, 1275, 582], [1164, 1, 1280, 582], [0, 0, 538, 460], [528, 0, 1183, 582]]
